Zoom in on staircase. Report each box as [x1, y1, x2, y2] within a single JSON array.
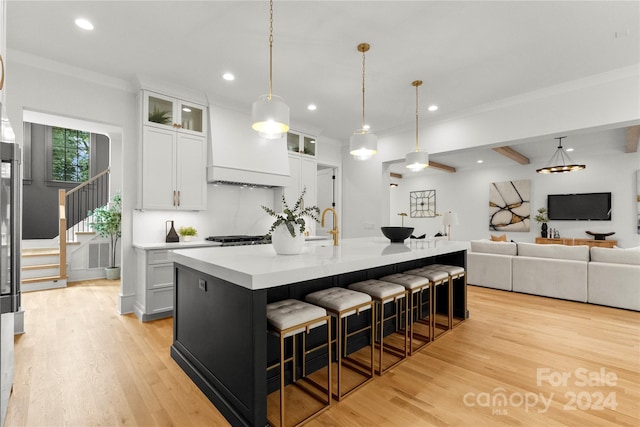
[[21, 169, 110, 291]]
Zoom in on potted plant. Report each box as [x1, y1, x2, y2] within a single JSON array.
[[178, 226, 198, 242], [148, 106, 171, 124], [89, 193, 122, 280], [262, 187, 320, 255], [534, 207, 549, 237]]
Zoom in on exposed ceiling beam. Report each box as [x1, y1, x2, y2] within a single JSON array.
[[492, 146, 530, 165], [428, 161, 457, 173], [626, 125, 639, 153], [390, 172, 403, 179]]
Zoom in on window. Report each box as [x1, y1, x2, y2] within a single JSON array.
[[50, 127, 90, 183]]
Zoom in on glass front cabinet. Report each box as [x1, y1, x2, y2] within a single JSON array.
[[287, 131, 316, 157], [143, 91, 206, 136]]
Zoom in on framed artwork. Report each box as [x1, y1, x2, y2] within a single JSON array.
[[489, 180, 531, 231], [410, 190, 436, 218]]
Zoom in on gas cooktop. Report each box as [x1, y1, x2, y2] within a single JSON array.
[[205, 235, 270, 246]]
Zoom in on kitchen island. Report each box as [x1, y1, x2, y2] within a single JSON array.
[[169, 237, 468, 427]]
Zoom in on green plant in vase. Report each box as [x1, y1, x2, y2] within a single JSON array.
[[262, 187, 319, 238], [88, 193, 122, 279], [148, 106, 171, 124], [534, 207, 549, 238], [178, 226, 198, 241]]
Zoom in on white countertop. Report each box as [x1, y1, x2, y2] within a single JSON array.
[[170, 237, 468, 290], [133, 240, 221, 250]]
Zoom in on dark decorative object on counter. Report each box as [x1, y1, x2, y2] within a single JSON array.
[[381, 226, 414, 243], [586, 231, 615, 241], [541, 223, 548, 238], [165, 220, 179, 243]]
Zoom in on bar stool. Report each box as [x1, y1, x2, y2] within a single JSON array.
[[305, 287, 374, 400], [429, 264, 466, 327], [403, 267, 450, 339], [348, 280, 408, 375], [379, 273, 432, 355], [266, 299, 332, 427]]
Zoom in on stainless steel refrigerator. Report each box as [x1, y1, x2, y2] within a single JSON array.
[[0, 108, 19, 426]]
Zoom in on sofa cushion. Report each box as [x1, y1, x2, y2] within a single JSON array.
[[517, 242, 589, 262], [470, 240, 517, 256], [590, 247, 640, 265]]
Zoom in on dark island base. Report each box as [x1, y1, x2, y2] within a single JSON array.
[[171, 250, 467, 427]]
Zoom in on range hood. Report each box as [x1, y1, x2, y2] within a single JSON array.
[[207, 104, 290, 187]]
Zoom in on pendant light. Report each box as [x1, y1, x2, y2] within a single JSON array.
[[405, 80, 429, 171], [251, 0, 290, 139], [349, 43, 377, 161], [536, 136, 585, 174]]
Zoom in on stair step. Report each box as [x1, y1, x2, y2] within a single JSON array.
[[22, 275, 67, 285], [75, 231, 96, 235], [22, 249, 60, 257], [66, 241, 80, 246], [22, 263, 60, 271]]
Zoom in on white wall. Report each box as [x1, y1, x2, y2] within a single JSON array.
[[7, 58, 139, 314], [390, 150, 640, 248]]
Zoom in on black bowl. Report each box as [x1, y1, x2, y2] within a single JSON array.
[[381, 227, 414, 243]]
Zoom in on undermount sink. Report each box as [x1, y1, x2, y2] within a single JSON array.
[[381, 227, 414, 243], [305, 235, 331, 241]]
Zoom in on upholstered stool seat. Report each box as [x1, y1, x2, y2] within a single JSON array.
[[380, 273, 432, 354], [266, 299, 331, 427], [306, 288, 374, 400], [348, 280, 408, 374]]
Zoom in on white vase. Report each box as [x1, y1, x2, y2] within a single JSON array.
[[271, 223, 305, 255], [182, 235, 193, 242]]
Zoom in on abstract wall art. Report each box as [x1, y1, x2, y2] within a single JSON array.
[[489, 180, 531, 231]]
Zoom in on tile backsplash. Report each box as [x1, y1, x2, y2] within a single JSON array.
[[132, 185, 276, 243]]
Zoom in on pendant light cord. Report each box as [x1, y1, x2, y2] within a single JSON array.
[[415, 82, 419, 152], [361, 48, 366, 132], [268, 0, 274, 100]]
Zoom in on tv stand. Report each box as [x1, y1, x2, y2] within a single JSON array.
[[535, 237, 617, 249]]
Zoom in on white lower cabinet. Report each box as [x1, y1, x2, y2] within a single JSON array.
[[134, 248, 176, 322]]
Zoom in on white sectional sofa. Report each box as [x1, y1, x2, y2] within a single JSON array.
[[467, 240, 517, 291], [588, 247, 640, 311], [512, 242, 589, 302], [467, 240, 640, 311]]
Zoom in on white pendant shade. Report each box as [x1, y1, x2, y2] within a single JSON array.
[[251, 94, 290, 139], [405, 150, 429, 171], [349, 130, 377, 161]]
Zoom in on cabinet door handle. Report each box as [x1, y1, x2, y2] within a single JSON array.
[[0, 54, 4, 91], [177, 191, 181, 206], [173, 190, 176, 206]]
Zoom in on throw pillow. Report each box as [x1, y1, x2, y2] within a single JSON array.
[[491, 234, 507, 242]]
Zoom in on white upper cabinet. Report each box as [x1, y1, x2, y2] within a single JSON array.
[[143, 91, 206, 136], [139, 90, 207, 211], [287, 131, 316, 157]]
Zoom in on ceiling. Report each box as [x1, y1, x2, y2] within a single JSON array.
[[6, 1, 640, 158]]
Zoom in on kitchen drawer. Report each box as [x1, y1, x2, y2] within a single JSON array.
[[148, 286, 174, 314], [147, 263, 173, 289], [148, 250, 170, 264]]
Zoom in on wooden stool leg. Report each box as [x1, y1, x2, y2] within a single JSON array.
[[279, 333, 285, 427]]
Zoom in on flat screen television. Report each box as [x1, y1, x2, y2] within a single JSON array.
[[547, 192, 611, 221]]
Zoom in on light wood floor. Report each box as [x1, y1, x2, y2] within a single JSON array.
[[6, 281, 640, 426]]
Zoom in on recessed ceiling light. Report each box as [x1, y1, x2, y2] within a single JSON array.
[[307, 104, 317, 111], [182, 107, 191, 113], [477, 160, 484, 164], [428, 105, 438, 112], [75, 18, 94, 31], [222, 73, 235, 81], [566, 148, 574, 152]]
